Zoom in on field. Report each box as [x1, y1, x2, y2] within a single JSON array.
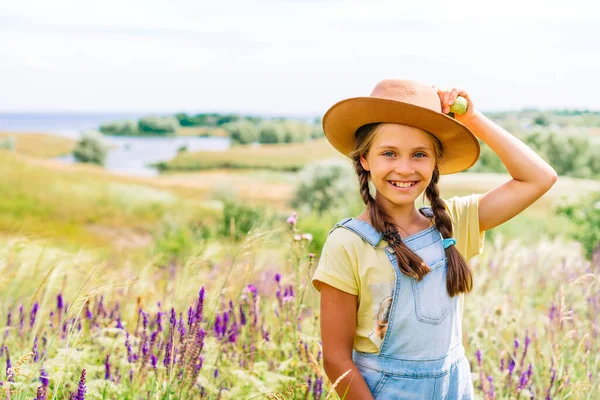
[[1, 123, 599, 399], [0, 132, 75, 158], [156, 139, 341, 172]]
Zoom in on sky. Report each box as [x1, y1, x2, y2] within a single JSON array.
[[1, 0, 599, 116]]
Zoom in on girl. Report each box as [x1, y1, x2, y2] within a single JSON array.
[[311, 79, 557, 399]]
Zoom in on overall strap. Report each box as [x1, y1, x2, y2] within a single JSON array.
[[329, 218, 383, 248], [419, 206, 434, 219]]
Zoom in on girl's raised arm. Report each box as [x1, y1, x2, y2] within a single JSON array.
[[438, 88, 558, 232]]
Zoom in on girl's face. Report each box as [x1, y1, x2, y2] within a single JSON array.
[[359, 123, 437, 207]]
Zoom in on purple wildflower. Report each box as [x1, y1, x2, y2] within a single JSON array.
[[19, 305, 24, 333], [125, 333, 134, 363], [214, 315, 222, 337], [75, 368, 86, 400], [187, 306, 194, 328], [229, 323, 239, 343], [546, 366, 556, 400], [275, 273, 281, 283], [156, 311, 163, 332], [195, 287, 205, 322], [33, 336, 39, 362], [85, 302, 92, 320], [142, 311, 149, 330], [475, 349, 485, 392], [116, 317, 123, 329], [4, 310, 11, 339], [518, 370, 528, 389], [239, 304, 247, 326], [247, 284, 257, 296], [36, 385, 48, 400], [57, 294, 63, 311], [170, 308, 176, 326], [508, 359, 516, 374], [287, 212, 297, 225], [312, 376, 323, 399], [487, 376, 495, 398], [151, 354, 157, 369], [6, 348, 13, 382], [40, 367, 49, 386], [549, 302, 557, 321], [104, 355, 111, 380]]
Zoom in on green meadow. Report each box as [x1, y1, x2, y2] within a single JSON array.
[[1, 112, 600, 399]]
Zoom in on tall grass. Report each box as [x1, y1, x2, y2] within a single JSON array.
[[0, 211, 598, 399]]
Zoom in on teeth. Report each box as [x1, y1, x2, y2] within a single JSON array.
[[391, 181, 415, 188]]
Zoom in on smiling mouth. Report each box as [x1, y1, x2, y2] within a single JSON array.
[[389, 180, 418, 188]]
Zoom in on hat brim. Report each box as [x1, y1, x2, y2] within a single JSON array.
[[322, 97, 480, 175]]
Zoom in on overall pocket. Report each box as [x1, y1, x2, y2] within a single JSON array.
[[355, 362, 388, 398], [411, 258, 452, 325]]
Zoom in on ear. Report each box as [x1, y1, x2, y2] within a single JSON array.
[[359, 153, 370, 172]]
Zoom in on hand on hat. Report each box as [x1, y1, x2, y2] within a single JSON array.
[[432, 86, 476, 123]]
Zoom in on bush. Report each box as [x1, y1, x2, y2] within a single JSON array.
[[467, 131, 600, 179], [281, 120, 312, 143], [72, 131, 109, 166], [220, 201, 265, 241], [0, 136, 16, 151], [99, 120, 138, 136], [258, 121, 285, 144], [138, 116, 179, 135], [291, 158, 360, 216], [556, 191, 600, 259], [223, 120, 259, 145], [151, 217, 211, 266]]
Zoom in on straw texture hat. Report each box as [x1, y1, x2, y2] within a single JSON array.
[[322, 79, 480, 174]]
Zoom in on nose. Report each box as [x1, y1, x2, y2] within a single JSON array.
[[393, 157, 416, 176]]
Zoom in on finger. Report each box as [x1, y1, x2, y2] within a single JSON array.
[[448, 88, 460, 106], [442, 91, 451, 114]]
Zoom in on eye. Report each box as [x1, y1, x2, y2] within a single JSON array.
[[414, 152, 427, 158], [382, 151, 395, 157]]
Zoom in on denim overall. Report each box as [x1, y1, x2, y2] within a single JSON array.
[[332, 207, 475, 399]]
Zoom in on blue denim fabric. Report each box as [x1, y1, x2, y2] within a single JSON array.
[[334, 211, 475, 399]]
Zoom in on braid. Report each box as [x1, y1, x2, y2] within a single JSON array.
[[426, 167, 473, 296], [353, 157, 430, 281], [356, 162, 371, 206]]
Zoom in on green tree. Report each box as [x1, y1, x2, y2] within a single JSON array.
[[138, 116, 179, 135], [556, 192, 600, 259], [533, 114, 550, 126], [291, 158, 359, 215], [99, 120, 138, 136], [258, 121, 285, 144], [224, 120, 259, 145], [72, 131, 109, 166]]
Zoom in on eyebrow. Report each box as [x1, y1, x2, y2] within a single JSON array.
[[376, 145, 432, 151]]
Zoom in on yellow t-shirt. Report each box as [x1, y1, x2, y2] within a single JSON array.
[[311, 194, 485, 353]]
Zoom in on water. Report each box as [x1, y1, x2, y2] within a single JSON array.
[[0, 112, 231, 176]]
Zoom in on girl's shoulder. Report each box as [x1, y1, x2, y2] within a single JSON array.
[[324, 218, 379, 251], [441, 194, 482, 218]]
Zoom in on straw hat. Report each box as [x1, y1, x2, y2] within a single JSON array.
[[322, 79, 480, 174]]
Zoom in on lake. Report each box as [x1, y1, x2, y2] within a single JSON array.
[[0, 112, 231, 176]]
